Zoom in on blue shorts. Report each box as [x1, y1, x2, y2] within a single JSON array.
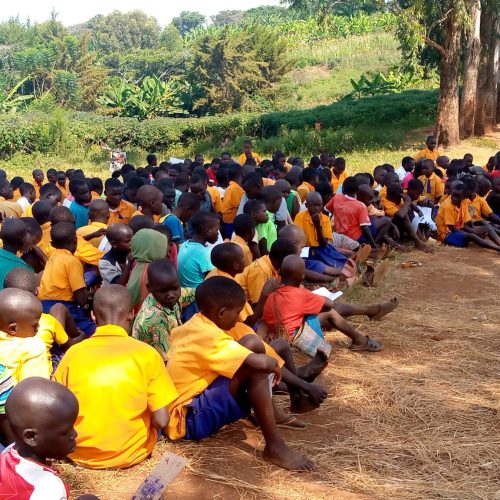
[[304, 259, 326, 274], [444, 230, 468, 248], [185, 377, 250, 441], [41, 300, 96, 336], [357, 225, 377, 244], [223, 223, 234, 239], [294, 315, 324, 339]]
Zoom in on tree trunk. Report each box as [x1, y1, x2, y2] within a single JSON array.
[[475, 2, 498, 135], [436, 10, 462, 147], [460, 0, 482, 139]]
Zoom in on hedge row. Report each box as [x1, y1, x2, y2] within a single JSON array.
[[0, 90, 438, 158]]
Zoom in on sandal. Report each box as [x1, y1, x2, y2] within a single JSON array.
[[276, 415, 307, 430], [350, 336, 384, 352]]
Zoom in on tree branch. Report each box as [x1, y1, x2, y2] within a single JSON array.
[[424, 36, 446, 56]]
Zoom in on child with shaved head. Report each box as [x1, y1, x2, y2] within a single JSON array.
[[1, 377, 97, 499], [132, 185, 164, 222]]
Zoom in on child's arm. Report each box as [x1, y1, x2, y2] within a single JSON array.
[[248, 241, 260, 261], [410, 203, 424, 217], [312, 213, 328, 247], [244, 353, 281, 384], [258, 237, 268, 256], [82, 228, 106, 241], [245, 279, 280, 325], [73, 287, 88, 307], [291, 195, 300, 220], [151, 406, 169, 429], [360, 226, 377, 248], [394, 195, 411, 218]]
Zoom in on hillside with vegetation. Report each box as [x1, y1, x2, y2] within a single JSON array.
[[0, 1, 498, 176]]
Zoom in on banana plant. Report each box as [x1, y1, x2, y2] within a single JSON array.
[[0, 76, 34, 113]]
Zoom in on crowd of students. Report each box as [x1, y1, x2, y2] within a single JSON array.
[[0, 137, 499, 497]]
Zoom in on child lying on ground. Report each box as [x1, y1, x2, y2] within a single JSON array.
[[133, 259, 196, 363], [263, 255, 389, 353], [166, 276, 315, 471], [1, 377, 98, 499]]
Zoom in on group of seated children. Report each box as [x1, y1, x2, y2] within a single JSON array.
[[0, 140, 499, 497]]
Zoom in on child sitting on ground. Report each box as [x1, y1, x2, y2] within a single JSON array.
[[244, 199, 276, 256], [382, 184, 431, 253], [207, 243, 328, 418], [166, 276, 315, 471], [76, 199, 110, 249], [231, 213, 257, 266], [486, 177, 500, 217], [263, 255, 384, 352], [133, 259, 196, 363], [98, 223, 134, 285], [0, 289, 49, 384], [68, 179, 91, 229], [105, 178, 135, 225], [38, 222, 96, 335], [55, 285, 177, 470], [161, 192, 201, 246], [331, 157, 348, 193], [178, 211, 219, 288], [419, 159, 444, 204], [132, 185, 163, 222], [463, 177, 500, 228], [1, 377, 98, 499], [436, 183, 500, 251]]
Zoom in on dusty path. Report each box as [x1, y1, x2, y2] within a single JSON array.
[[63, 246, 500, 499]]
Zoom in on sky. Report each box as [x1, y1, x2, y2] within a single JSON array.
[[0, 1, 282, 27]]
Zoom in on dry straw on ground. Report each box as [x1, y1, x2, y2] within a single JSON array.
[[60, 246, 500, 499]]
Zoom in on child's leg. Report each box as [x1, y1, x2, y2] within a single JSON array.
[[49, 303, 80, 338], [372, 216, 392, 244], [231, 336, 315, 470], [393, 214, 430, 252], [333, 298, 398, 321], [463, 229, 500, 251], [469, 224, 500, 247]]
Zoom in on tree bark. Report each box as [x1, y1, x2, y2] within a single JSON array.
[[436, 9, 462, 146], [475, 2, 499, 135], [460, 0, 482, 139]]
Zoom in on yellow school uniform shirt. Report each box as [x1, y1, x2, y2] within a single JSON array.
[[419, 172, 444, 202], [414, 148, 440, 163], [12, 189, 21, 202], [39, 222, 52, 256], [368, 204, 385, 217], [36, 313, 69, 372], [239, 152, 262, 166], [33, 183, 42, 200], [54, 324, 178, 469], [46, 237, 103, 267], [236, 255, 279, 305], [231, 235, 253, 267], [166, 313, 252, 440], [0, 331, 50, 384], [108, 199, 135, 226], [439, 194, 450, 205], [294, 210, 333, 247], [296, 182, 315, 203], [58, 183, 69, 200], [378, 186, 387, 201], [131, 210, 160, 223], [262, 178, 276, 187], [207, 186, 223, 213], [76, 221, 107, 248], [91, 191, 101, 201], [39, 249, 86, 301], [331, 171, 348, 194], [21, 203, 33, 218], [469, 195, 492, 221], [436, 198, 471, 241], [381, 198, 404, 218], [0, 197, 23, 218], [205, 269, 285, 368], [221, 181, 245, 224]]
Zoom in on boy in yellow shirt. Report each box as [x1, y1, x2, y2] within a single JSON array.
[[76, 199, 110, 249], [436, 183, 500, 251], [4, 267, 85, 373], [0, 288, 49, 384], [39, 222, 96, 336], [414, 135, 440, 163], [231, 214, 257, 266], [463, 177, 500, 228], [419, 159, 444, 203], [239, 140, 262, 166], [221, 164, 245, 237], [166, 276, 315, 471], [331, 157, 348, 193], [296, 167, 318, 203], [55, 285, 178, 469]]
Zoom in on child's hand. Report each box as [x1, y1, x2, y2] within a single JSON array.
[[272, 364, 282, 386], [311, 212, 321, 225]]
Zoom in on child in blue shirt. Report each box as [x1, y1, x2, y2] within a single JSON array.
[[178, 212, 220, 288]]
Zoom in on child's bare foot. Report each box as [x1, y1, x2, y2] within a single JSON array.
[[297, 349, 329, 382], [369, 297, 399, 321], [290, 386, 326, 414], [263, 442, 316, 471], [415, 240, 433, 253], [356, 244, 372, 264]]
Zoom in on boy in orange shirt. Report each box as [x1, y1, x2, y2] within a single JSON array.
[[76, 199, 110, 249], [437, 183, 500, 251], [414, 135, 440, 163], [419, 159, 444, 203], [232, 214, 257, 266], [331, 157, 348, 193], [105, 178, 135, 225], [239, 140, 262, 166], [38, 222, 96, 335], [166, 276, 315, 471], [221, 164, 244, 237], [463, 177, 500, 229], [296, 167, 318, 203]]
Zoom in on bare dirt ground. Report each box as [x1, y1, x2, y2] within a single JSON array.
[[61, 245, 500, 499]]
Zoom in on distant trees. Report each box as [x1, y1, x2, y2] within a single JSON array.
[[172, 11, 206, 36], [211, 11, 244, 26]]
